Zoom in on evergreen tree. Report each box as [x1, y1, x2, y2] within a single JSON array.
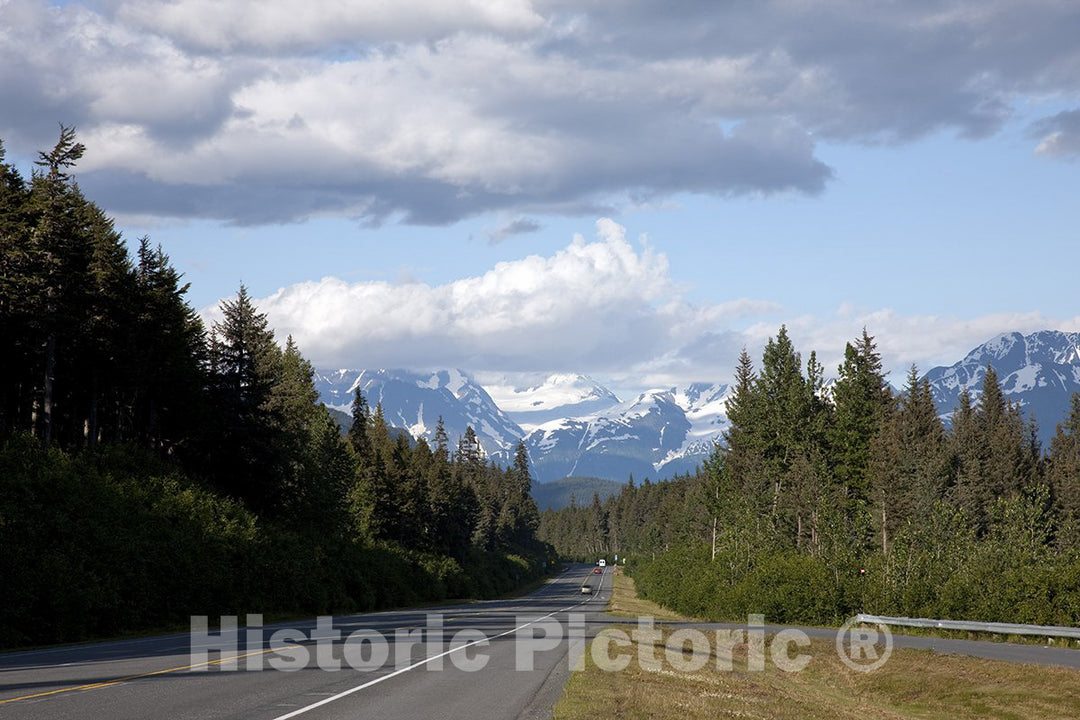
[[756, 326, 812, 538], [1048, 393, 1080, 546], [433, 416, 450, 463], [207, 285, 286, 512], [292, 405, 354, 538], [790, 349, 832, 551], [950, 386, 983, 527], [869, 366, 949, 555], [979, 365, 1037, 501], [951, 366, 1034, 533], [26, 125, 87, 446], [830, 329, 892, 532], [723, 347, 765, 505], [0, 139, 30, 437], [261, 336, 336, 524], [424, 416, 471, 558], [128, 239, 207, 454], [347, 387, 371, 460], [386, 429, 425, 548], [588, 492, 609, 556], [352, 403, 399, 542], [500, 440, 540, 548]]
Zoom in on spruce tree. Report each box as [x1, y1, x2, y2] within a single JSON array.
[[950, 387, 984, 527], [207, 285, 286, 512], [424, 416, 470, 558], [0, 139, 29, 437], [869, 366, 949, 554], [723, 347, 765, 506], [979, 365, 1035, 503], [347, 387, 371, 460], [951, 366, 1033, 533], [26, 125, 87, 446], [505, 440, 540, 547], [1048, 393, 1080, 546], [830, 329, 892, 531], [433, 416, 449, 463], [588, 492, 609, 556], [128, 239, 207, 454], [353, 403, 398, 541], [756, 326, 812, 538]]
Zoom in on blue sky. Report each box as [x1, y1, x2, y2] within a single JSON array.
[[2, 1, 1078, 396]]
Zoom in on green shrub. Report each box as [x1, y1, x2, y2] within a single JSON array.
[[0, 437, 552, 648]]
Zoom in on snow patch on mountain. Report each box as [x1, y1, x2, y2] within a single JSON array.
[[314, 368, 523, 460], [315, 367, 734, 483], [923, 330, 1080, 446], [485, 373, 622, 430], [522, 382, 730, 482]]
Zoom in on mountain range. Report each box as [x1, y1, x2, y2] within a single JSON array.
[[924, 330, 1080, 442], [314, 368, 522, 465], [315, 330, 1080, 485]]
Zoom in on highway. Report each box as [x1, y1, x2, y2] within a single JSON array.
[[6, 563, 1080, 719], [0, 564, 610, 719]]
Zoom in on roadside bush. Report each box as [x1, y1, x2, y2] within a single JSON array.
[[0, 437, 552, 648]]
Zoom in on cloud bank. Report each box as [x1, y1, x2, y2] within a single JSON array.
[[2, 0, 1078, 225], [203, 220, 1079, 393], [222, 219, 733, 373]]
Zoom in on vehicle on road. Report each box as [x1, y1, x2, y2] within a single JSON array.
[[598, 559, 606, 567], [593, 567, 602, 574], [580, 584, 592, 594]]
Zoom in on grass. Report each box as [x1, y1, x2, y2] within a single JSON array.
[[553, 567, 1080, 719], [554, 629, 1080, 719], [605, 567, 693, 622]]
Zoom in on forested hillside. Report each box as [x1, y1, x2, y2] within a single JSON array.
[[541, 327, 1080, 626], [0, 128, 551, 648]]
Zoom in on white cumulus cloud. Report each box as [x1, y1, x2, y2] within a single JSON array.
[[6, 0, 1078, 225], [199, 219, 1080, 395], [205, 219, 774, 375]]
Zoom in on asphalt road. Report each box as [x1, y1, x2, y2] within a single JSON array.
[[0, 564, 610, 719], [5, 564, 1080, 719]]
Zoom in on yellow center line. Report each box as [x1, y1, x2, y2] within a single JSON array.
[[0, 645, 292, 706], [2, 587, 582, 706]]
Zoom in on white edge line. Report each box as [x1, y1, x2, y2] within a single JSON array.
[[271, 595, 591, 720]]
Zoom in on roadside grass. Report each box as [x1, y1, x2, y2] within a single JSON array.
[[556, 566, 1080, 719], [605, 567, 694, 622], [554, 630, 1080, 720]]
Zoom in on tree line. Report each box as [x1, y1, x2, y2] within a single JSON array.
[[540, 326, 1080, 626], [0, 128, 550, 647]]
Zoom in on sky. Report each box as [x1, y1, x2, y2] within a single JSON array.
[[2, 0, 1079, 399]]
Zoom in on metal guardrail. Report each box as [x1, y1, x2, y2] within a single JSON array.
[[855, 613, 1080, 639]]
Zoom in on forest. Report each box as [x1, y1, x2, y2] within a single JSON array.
[[0, 128, 551, 648], [540, 328, 1080, 627]]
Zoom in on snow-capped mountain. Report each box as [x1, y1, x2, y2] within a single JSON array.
[[314, 369, 730, 483], [314, 368, 524, 461], [523, 382, 730, 482], [484, 373, 622, 430], [312, 331, 1080, 484], [670, 381, 733, 458], [923, 330, 1080, 446]]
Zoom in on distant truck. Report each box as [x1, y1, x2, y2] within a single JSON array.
[[598, 559, 606, 568]]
